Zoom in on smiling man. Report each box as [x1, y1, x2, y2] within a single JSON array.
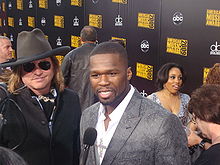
[[0, 28, 81, 165], [80, 42, 190, 165]]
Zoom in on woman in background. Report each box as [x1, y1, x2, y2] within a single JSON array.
[[147, 62, 190, 126]]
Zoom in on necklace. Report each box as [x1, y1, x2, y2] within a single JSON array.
[[38, 95, 55, 102], [96, 138, 107, 158], [37, 88, 57, 103]]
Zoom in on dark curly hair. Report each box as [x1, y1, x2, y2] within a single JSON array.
[[188, 84, 220, 124]]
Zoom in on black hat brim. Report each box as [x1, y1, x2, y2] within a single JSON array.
[[0, 46, 70, 67]]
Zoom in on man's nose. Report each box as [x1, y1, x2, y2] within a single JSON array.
[[98, 75, 110, 86], [9, 47, 13, 52], [33, 66, 44, 75]]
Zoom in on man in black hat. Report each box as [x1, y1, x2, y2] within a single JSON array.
[[0, 28, 81, 165]]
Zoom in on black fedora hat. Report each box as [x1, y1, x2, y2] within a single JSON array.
[[0, 28, 70, 67]]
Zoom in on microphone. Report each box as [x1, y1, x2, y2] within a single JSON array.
[[81, 127, 97, 165]]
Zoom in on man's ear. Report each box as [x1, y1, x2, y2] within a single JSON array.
[[127, 67, 132, 81]]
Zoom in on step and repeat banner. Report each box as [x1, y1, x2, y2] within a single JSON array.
[[0, 0, 84, 63], [0, 0, 220, 95], [0, 0, 8, 35], [160, 0, 220, 94]]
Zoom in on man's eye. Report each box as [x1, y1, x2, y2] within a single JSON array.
[[91, 74, 99, 78], [108, 72, 117, 76]]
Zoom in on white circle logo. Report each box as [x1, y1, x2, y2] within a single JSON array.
[[41, 17, 46, 26], [173, 12, 183, 25], [56, 0, 61, 6], [140, 40, 150, 53], [8, 2, 12, 10], [210, 41, 220, 55]]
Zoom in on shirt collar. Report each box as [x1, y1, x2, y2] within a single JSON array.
[[98, 85, 135, 122]]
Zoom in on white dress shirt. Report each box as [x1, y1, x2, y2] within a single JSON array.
[[95, 85, 135, 164]]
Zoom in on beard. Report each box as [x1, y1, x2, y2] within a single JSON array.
[[98, 87, 129, 108]]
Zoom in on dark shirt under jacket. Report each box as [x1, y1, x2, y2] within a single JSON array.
[[194, 143, 220, 165], [0, 87, 81, 165], [62, 43, 97, 111]]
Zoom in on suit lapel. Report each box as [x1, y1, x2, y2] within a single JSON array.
[[87, 104, 100, 165], [101, 90, 142, 165], [88, 105, 99, 128]]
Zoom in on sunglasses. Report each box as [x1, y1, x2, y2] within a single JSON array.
[[22, 61, 51, 73]]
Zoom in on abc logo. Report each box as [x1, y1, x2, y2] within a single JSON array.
[[210, 41, 220, 51], [210, 41, 220, 55], [56, 0, 62, 6], [8, 2, 12, 10], [140, 90, 148, 97], [173, 12, 183, 25], [140, 40, 150, 53]]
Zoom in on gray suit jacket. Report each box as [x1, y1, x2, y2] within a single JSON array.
[[80, 89, 190, 165]]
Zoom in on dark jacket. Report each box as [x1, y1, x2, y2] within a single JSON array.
[[61, 43, 97, 111], [0, 88, 81, 165]]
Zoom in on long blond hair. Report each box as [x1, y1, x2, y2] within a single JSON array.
[[8, 56, 65, 93], [0, 69, 12, 84]]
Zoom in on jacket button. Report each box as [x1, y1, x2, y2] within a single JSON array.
[[41, 120, 46, 125]]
